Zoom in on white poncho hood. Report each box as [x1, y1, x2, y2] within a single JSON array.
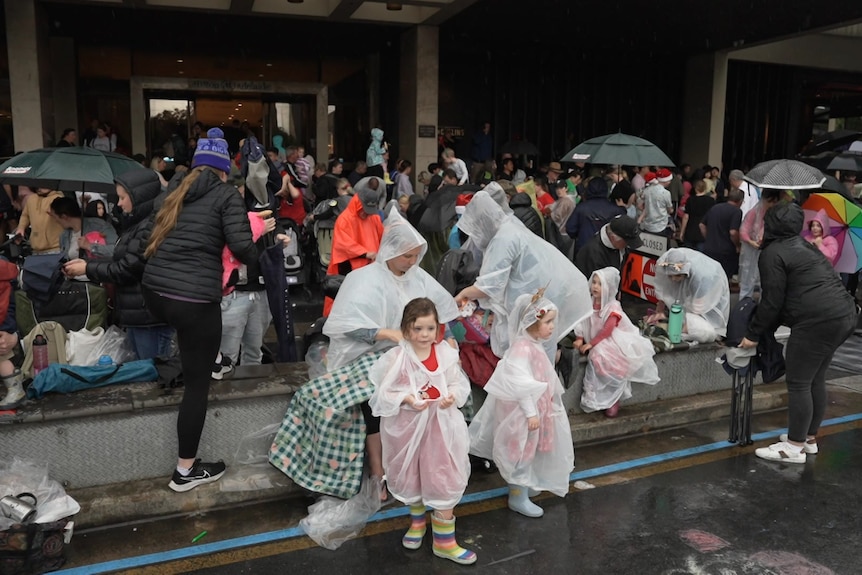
[[324, 206, 459, 370]]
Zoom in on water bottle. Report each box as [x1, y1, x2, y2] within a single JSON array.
[[32, 335, 49, 375], [98, 355, 113, 367], [668, 300, 684, 344]]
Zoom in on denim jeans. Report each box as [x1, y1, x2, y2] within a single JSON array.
[[127, 325, 175, 360], [220, 290, 271, 365]]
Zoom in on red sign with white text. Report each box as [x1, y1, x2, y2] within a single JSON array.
[[621, 252, 659, 304]]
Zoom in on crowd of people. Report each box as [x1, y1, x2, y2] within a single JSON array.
[[1, 120, 859, 565]]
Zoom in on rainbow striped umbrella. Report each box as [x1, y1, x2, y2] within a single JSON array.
[[802, 192, 862, 273]]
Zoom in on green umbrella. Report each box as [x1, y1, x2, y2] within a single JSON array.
[[0, 147, 145, 195], [561, 132, 675, 167]]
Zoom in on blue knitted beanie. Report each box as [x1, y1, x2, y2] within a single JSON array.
[[192, 127, 231, 173]]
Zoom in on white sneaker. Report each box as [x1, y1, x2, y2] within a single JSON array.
[[779, 433, 818, 454], [211, 354, 234, 381], [755, 441, 806, 464]]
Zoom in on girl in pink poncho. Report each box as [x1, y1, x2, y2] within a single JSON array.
[[574, 267, 659, 418], [369, 297, 476, 565], [468, 291, 575, 519]]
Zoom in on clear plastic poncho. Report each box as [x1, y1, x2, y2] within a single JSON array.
[[324, 207, 460, 370], [458, 190, 592, 360], [574, 268, 659, 412], [369, 341, 470, 509], [468, 293, 575, 496], [738, 199, 769, 299], [653, 248, 730, 342]]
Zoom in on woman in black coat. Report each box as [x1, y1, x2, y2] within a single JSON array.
[[142, 129, 259, 492], [740, 201, 858, 464], [509, 191, 544, 239], [64, 170, 174, 359]]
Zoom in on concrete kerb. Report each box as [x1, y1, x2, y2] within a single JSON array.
[[3, 341, 786, 529], [68, 382, 790, 530]]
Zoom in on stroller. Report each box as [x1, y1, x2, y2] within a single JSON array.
[[308, 196, 350, 283]]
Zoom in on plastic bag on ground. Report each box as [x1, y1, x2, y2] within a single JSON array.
[[66, 326, 106, 365], [90, 325, 137, 364], [220, 423, 292, 492], [0, 458, 80, 531], [299, 475, 383, 550]]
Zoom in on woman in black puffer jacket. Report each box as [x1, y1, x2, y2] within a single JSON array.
[[509, 191, 544, 238], [142, 128, 258, 493], [64, 169, 173, 359], [741, 201, 858, 464]]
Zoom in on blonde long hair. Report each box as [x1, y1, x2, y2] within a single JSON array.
[[145, 166, 213, 258]]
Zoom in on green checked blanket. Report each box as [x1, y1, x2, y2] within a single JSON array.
[[269, 351, 383, 499]]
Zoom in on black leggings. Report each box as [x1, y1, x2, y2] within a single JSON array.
[[366, 164, 385, 179], [143, 288, 222, 459], [784, 314, 855, 442]]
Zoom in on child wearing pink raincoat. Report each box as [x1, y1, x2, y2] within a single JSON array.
[[468, 291, 575, 519], [369, 297, 476, 565], [803, 208, 839, 266]]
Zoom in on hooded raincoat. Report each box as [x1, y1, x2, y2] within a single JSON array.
[[468, 294, 575, 496], [324, 206, 460, 371], [458, 191, 592, 360], [654, 248, 730, 343], [366, 128, 386, 169], [369, 340, 471, 509], [271, 208, 460, 499], [575, 268, 659, 411], [322, 177, 386, 315]]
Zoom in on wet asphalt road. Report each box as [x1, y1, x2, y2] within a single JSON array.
[[177, 426, 862, 575]]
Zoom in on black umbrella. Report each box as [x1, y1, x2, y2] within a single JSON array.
[[800, 129, 862, 156], [259, 242, 298, 362], [827, 153, 862, 173], [794, 174, 856, 206], [501, 140, 540, 156]]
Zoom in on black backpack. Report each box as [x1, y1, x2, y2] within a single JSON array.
[[435, 249, 479, 297], [724, 296, 757, 347], [723, 296, 786, 382]]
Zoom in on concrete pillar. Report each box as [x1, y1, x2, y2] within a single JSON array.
[[399, 26, 438, 188], [680, 52, 728, 169], [129, 78, 146, 156], [51, 37, 78, 144], [5, 0, 50, 151], [315, 86, 329, 162], [367, 53, 380, 132]]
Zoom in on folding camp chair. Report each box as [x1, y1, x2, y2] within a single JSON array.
[[724, 347, 757, 446]]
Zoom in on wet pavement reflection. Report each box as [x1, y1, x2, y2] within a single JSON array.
[[59, 402, 862, 575], [172, 425, 860, 575]]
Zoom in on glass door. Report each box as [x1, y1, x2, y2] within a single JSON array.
[[263, 96, 315, 159], [147, 97, 192, 167]]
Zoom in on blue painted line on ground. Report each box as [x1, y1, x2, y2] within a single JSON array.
[[54, 413, 862, 575]]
